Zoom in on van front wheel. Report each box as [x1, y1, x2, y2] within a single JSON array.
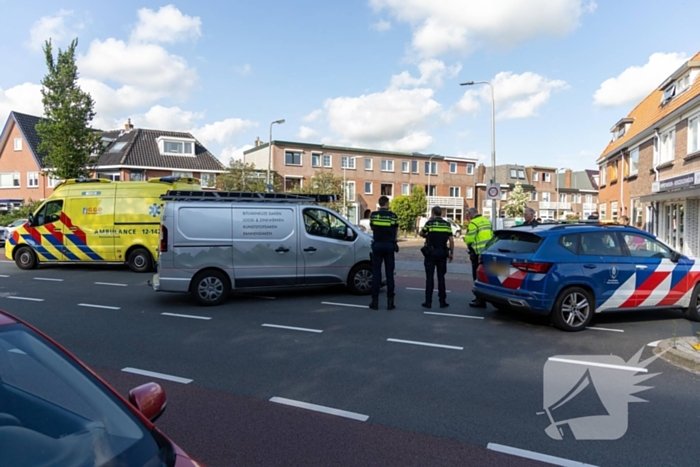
[[348, 264, 372, 295], [191, 270, 230, 306], [15, 247, 37, 270], [127, 248, 152, 273]]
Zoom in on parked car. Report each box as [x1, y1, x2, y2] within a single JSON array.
[[0, 310, 200, 466], [473, 223, 700, 331], [417, 217, 462, 237]]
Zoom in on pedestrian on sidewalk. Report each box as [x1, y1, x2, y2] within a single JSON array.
[[464, 207, 493, 308], [369, 195, 399, 310], [419, 206, 454, 309], [522, 207, 538, 227]]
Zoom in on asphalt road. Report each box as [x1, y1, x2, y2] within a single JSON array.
[[0, 258, 698, 467]]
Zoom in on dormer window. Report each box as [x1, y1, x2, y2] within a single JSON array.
[[157, 136, 196, 156], [610, 118, 634, 141], [661, 84, 676, 105], [677, 74, 691, 94]]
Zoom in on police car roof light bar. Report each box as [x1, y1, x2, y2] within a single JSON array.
[[160, 190, 339, 204]]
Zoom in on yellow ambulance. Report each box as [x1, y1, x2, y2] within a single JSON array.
[[6, 177, 200, 272]]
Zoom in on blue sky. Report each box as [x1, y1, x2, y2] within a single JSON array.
[[1, 0, 700, 170]]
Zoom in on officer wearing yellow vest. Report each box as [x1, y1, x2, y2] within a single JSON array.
[[420, 206, 454, 309], [369, 196, 399, 310], [464, 207, 494, 308]]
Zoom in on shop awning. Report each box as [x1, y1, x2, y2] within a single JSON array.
[[640, 186, 700, 203]]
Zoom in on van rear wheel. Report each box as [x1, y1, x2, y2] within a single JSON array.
[[191, 270, 230, 306], [348, 264, 372, 295], [15, 247, 37, 270], [127, 248, 152, 273]]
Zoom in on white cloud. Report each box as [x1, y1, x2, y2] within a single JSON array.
[[371, 20, 392, 32], [302, 109, 323, 122], [451, 71, 568, 120], [297, 126, 319, 140], [457, 150, 487, 162], [26, 9, 79, 52], [390, 59, 461, 89], [0, 83, 44, 119], [593, 52, 688, 107], [130, 5, 202, 44], [323, 88, 441, 150], [220, 145, 254, 164], [383, 131, 434, 152], [195, 118, 257, 145], [370, 0, 595, 57], [233, 63, 251, 75]]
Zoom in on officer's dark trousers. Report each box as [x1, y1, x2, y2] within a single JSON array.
[[371, 242, 395, 299], [424, 249, 447, 304]]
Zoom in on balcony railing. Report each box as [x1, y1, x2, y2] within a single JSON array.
[[428, 196, 465, 208], [539, 201, 572, 210], [583, 203, 597, 211]]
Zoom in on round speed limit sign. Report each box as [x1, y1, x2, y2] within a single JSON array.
[[486, 183, 501, 200]]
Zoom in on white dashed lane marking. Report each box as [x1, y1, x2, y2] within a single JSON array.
[[121, 367, 193, 384], [585, 326, 624, 333], [0, 274, 10, 278], [7, 296, 44, 302], [548, 357, 647, 373], [487, 443, 598, 467], [424, 311, 484, 320], [387, 338, 463, 351], [94, 282, 128, 287], [270, 397, 369, 422], [262, 324, 323, 333], [161, 312, 212, 321], [34, 277, 63, 282], [406, 287, 452, 293], [321, 301, 369, 309], [78, 303, 121, 310]]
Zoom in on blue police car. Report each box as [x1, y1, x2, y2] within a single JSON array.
[[473, 223, 700, 331]]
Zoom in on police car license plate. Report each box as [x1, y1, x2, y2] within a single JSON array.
[[487, 263, 509, 275]]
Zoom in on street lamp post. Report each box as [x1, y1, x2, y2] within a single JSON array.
[[426, 155, 436, 216], [460, 81, 496, 227], [342, 155, 362, 220], [267, 119, 285, 189]]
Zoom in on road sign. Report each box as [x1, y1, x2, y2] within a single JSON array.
[[486, 183, 501, 200]]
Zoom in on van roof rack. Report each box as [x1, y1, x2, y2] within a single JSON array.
[[161, 190, 339, 203]]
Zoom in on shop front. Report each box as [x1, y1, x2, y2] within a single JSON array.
[[641, 171, 700, 257]]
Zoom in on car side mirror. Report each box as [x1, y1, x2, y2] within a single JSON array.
[[129, 382, 167, 422], [670, 250, 681, 263]]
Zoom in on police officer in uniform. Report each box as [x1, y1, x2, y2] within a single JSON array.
[[420, 206, 454, 309], [369, 195, 399, 310], [464, 207, 493, 308]]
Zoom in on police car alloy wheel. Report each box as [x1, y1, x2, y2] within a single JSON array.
[[191, 270, 230, 306], [684, 282, 700, 322], [551, 287, 594, 332]]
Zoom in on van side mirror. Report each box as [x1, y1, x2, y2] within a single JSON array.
[[27, 214, 34, 227]]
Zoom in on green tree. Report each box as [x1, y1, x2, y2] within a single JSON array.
[[390, 195, 414, 233], [216, 160, 280, 192], [409, 185, 427, 227], [36, 39, 102, 179], [292, 170, 343, 212], [503, 182, 529, 217]]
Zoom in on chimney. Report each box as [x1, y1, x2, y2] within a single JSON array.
[[476, 164, 486, 183], [565, 169, 572, 189], [255, 137, 261, 147], [125, 118, 134, 131]]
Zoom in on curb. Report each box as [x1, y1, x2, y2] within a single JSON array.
[[653, 337, 700, 374]]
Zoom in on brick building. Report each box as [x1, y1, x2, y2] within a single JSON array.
[[596, 50, 700, 256], [0, 111, 225, 210], [243, 140, 478, 224]]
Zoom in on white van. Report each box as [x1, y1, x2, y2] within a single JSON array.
[[151, 191, 375, 305]]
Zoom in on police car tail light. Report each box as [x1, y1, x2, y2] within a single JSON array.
[[160, 225, 168, 252], [512, 261, 552, 274]]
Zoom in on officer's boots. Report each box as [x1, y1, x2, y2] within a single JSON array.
[[387, 297, 395, 310]]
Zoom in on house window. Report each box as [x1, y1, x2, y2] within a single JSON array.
[[380, 183, 393, 196], [364, 181, 372, 194], [575, 194, 582, 203], [13, 137, 22, 151], [658, 130, 675, 164], [27, 172, 39, 188], [518, 169, 525, 179], [501, 190, 507, 200], [402, 161, 409, 173], [364, 158, 373, 170], [466, 187, 473, 199], [629, 147, 639, 175], [341, 156, 356, 169], [130, 170, 145, 181], [510, 169, 517, 178], [284, 177, 302, 191], [311, 153, 321, 167], [532, 172, 539, 182], [661, 84, 676, 105], [323, 154, 332, 167], [201, 173, 216, 188], [381, 159, 394, 172], [424, 161, 437, 174], [285, 151, 302, 166], [426, 185, 436, 196], [171, 171, 192, 179], [449, 186, 460, 197], [531, 191, 538, 201], [541, 192, 550, 202], [586, 194, 592, 204], [401, 183, 409, 195], [677, 74, 691, 94], [345, 181, 356, 202], [450, 162, 457, 173], [47, 174, 61, 188], [411, 160, 419, 173], [611, 201, 618, 221], [466, 164, 474, 175], [109, 141, 127, 153], [544, 173, 551, 182], [688, 116, 699, 154], [609, 161, 618, 181], [600, 203, 607, 220], [600, 164, 607, 185], [0, 172, 20, 188], [163, 140, 193, 155], [559, 193, 567, 203]]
